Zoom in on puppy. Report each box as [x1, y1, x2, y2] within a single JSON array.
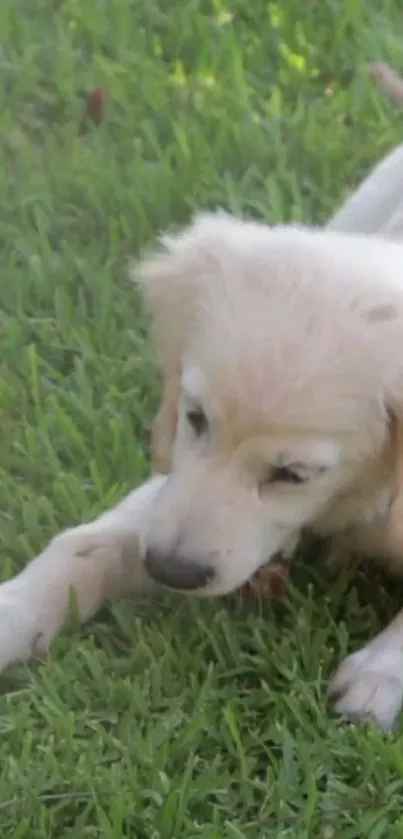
[[4, 144, 403, 730]]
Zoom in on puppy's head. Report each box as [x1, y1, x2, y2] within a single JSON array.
[[134, 214, 403, 596]]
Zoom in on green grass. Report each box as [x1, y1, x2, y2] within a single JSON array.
[[2, 0, 403, 835]]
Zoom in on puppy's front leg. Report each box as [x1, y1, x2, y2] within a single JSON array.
[[0, 475, 167, 672], [329, 609, 403, 729]]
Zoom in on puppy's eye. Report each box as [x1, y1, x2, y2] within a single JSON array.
[[260, 465, 308, 489], [272, 465, 306, 484], [187, 408, 208, 436]]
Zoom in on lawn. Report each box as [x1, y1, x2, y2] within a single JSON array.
[[2, 0, 403, 836]]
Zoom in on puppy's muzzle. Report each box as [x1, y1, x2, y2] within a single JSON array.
[[144, 549, 214, 591]]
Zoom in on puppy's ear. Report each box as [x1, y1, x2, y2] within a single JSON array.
[[388, 415, 403, 550], [132, 213, 226, 471], [132, 211, 234, 368], [132, 213, 221, 369], [384, 370, 403, 551], [150, 368, 180, 473], [133, 238, 190, 473], [368, 310, 403, 551], [133, 243, 187, 473]]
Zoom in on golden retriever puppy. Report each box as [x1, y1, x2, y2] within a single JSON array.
[[4, 143, 403, 730]]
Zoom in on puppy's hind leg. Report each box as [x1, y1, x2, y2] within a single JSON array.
[[0, 475, 167, 672], [328, 142, 403, 241]]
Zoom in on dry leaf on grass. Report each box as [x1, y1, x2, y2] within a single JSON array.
[[367, 61, 403, 105]]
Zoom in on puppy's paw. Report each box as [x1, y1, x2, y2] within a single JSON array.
[[328, 645, 403, 730], [0, 584, 48, 673]]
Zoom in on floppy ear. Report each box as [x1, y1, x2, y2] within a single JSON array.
[[132, 241, 191, 473], [150, 366, 181, 472], [384, 370, 403, 552], [133, 247, 186, 472], [388, 415, 403, 550], [366, 310, 403, 551], [131, 212, 227, 471]]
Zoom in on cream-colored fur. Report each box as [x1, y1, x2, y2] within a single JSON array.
[[4, 144, 403, 729]]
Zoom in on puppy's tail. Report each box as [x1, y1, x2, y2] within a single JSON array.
[[328, 143, 403, 242]]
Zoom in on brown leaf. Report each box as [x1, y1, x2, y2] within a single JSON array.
[[367, 61, 403, 105], [78, 86, 106, 134]]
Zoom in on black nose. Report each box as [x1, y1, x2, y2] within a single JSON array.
[[144, 549, 214, 591]]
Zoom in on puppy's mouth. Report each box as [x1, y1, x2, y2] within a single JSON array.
[[240, 553, 291, 599]]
